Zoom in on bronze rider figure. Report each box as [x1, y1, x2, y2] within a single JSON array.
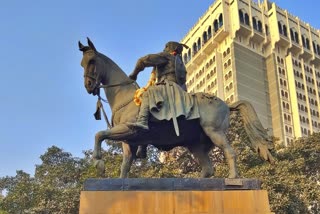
[[128, 41, 189, 130]]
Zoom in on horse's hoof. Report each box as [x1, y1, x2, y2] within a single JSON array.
[[228, 174, 239, 179], [94, 160, 105, 177]]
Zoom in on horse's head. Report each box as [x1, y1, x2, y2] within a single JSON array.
[[78, 38, 102, 96]]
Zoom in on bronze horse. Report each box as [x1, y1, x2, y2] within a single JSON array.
[[79, 38, 274, 178]]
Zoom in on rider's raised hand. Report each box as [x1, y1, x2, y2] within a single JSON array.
[[129, 73, 138, 80]]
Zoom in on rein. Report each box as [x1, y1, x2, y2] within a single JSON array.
[[94, 79, 137, 129], [98, 79, 135, 89]]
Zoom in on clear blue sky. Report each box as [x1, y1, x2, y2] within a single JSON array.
[[0, 0, 319, 177]]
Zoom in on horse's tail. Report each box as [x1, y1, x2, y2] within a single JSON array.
[[229, 100, 275, 164]]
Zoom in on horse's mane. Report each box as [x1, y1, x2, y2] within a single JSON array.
[[97, 52, 127, 77]]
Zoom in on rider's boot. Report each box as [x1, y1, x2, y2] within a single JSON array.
[[127, 95, 149, 130]]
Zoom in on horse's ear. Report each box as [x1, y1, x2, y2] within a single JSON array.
[[78, 41, 85, 51], [87, 37, 97, 52]]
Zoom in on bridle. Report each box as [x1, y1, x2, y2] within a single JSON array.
[[85, 65, 136, 95], [85, 64, 137, 129]]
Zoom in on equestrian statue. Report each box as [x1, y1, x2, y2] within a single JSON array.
[[78, 37, 274, 178]]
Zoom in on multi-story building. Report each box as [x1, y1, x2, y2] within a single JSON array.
[[181, 0, 320, 146]]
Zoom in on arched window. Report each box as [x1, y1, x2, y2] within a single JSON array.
[[244, 13, 250, 25], [290, 28, 295, 41], [283, 24, 287, 37], [183, 53, 188, 63], [203, 31, 208, 44], [239, 10, 244, 23], [218, 14, 223, 28], [214, 20, 219, 32], [302, 35, 306, 48], [193, 42, 197, 55], [252, 17, 257, 30], [295, 32, 299, 43], [208, 26, 212, 39], [258, 21, 262, 32], [197, 38, 201, 51], [306, 38, 310, 50], [278, 21, 283, 34], [223, 51, 227, 58]]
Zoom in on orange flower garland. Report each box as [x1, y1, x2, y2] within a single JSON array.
[[133, 71, 156, 106]]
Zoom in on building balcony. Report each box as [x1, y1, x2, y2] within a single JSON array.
[[288, 41, 302, 55], [263, 36, 271, 46], [192, 50, 206, 65], [202, 37, 218, 55], [277, 34, 290, 47], [299, 48, 313, 60], [186, 50, 205, 71], [311, 53, 320, 65], [213, 27, 229, 43], [238, 23, 252, 37], [186, 61, 197, 72], [250, 30, 265, 43]]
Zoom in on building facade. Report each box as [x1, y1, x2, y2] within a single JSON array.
[[181, 0, 320, 145]]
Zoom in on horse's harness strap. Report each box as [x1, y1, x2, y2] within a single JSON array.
[[94, 79, 136, 129], [95, 98, 113, 129], [98, 80, 135, 89]]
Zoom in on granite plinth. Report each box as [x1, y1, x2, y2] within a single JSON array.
[[83, 178, 261, 191]]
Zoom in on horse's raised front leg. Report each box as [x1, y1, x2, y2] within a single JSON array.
[[93, 129, 112, 177], [202, 127, 238, 178], [93, 125, 138, 177]]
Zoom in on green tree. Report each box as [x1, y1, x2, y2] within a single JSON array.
[[0, 170, 35, 214], [29, 146, 86, 213]]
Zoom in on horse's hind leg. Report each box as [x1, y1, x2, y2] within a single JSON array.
[[188, 144, 213, 178], [202, 127, 238, 178], [120, 143, 136, 178]]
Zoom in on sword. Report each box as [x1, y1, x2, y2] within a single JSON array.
[[166, 81, 180, 136]]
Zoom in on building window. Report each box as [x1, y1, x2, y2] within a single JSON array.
[[265, 25, 269, 35], [244, 13, 250, 26], [252, 17, 257, 31], [239, 10, 244, 23], [203, 31, 208, 44], [278, 21, 283, 34], [302, 35, 306, 48], [208, 26, 212, 39]]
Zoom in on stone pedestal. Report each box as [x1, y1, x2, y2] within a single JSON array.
[[79, 178, 274, 214]]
